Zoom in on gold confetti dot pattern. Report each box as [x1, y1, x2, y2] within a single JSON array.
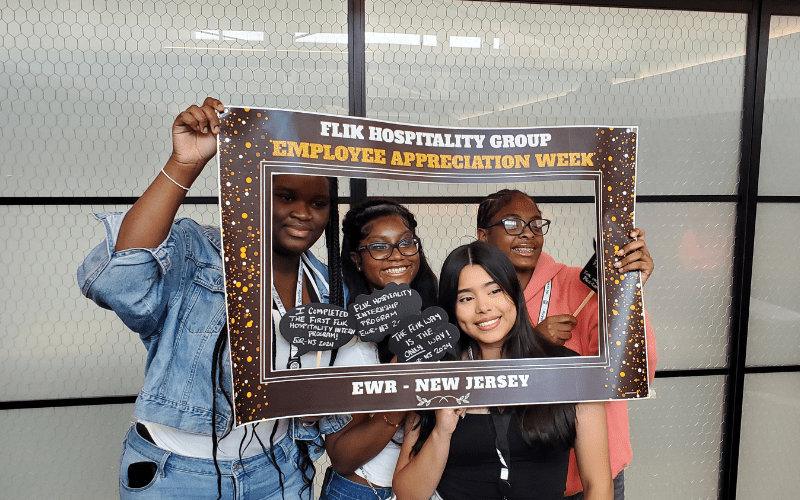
[[218, 107, 272, 425], [595, 127, 649, 398], [218, 109, 649, 425]]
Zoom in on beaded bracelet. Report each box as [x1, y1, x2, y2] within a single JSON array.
[[382, 414, 401, 428], [161, 167, 190, 191]]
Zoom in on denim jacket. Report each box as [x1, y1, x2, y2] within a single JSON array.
[[77, 212, 350, 444]]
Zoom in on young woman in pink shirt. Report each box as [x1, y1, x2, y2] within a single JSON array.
[[476, 189, 657, 500]]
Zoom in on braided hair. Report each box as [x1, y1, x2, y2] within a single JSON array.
[[341, 199, 438, 362], [476, 188, 539, 230], [209, 176, 344, 499]]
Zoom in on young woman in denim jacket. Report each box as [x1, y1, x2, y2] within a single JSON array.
[[78, 98, 350, 499]]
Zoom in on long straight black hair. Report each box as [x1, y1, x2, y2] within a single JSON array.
[[411, 241, 576, 456], [341, 199, 438, 362], [210, 176, 344, 499]]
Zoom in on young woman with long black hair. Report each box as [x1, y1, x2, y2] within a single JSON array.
[[321, 200, 439, 500], [78, 98, 350, 499], [392, 242, 612, 500]]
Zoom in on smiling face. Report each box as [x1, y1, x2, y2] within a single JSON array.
[[350, 214, 420, 291], [477, 194, 544, 285], [271, 174, 330, 258], [454, 264, 516, 359]]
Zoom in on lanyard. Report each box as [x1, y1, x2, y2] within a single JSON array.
[[271, 254, 327, 369], [272, 260, 305, 369], [272, 261, 304, 317], [490, 407, 513, 498], [538, 280, 552, 324]]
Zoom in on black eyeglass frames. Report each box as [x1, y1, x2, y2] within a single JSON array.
[[356, 237, 421, 260], [483, 217, 551, 236]]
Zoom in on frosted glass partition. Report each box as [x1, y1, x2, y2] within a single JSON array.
[[634, 203, 735, 370], [758, 16, 800, 196], [737, 373, 800, 499], [0, 204, 219, 401], [365, 2, 746, 196], [627, 376, 725, 500], [0, 0, 349, 198], [0, 405, 136, 498], [746, 204, 800, 366]]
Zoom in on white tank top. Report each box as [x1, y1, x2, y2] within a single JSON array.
[[333, 338, 402, 487], [356, 427, 405, 487], [142, 419, 288, 460]]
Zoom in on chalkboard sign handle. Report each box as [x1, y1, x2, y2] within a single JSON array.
[[573, 291, 595, 317]]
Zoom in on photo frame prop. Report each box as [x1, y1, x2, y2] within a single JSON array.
[[218, 107, 650, 425]]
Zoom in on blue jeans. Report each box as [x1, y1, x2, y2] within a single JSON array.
[[565, 470, 624, 500], [319, 469, 393, 500], [119, 424, 313, 500]]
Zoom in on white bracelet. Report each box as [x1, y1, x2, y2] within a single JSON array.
[[161, 167, 190, 191]]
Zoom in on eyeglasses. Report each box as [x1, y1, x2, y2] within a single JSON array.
[[357, 237, 421, 260], [483, 217, 551, 236]]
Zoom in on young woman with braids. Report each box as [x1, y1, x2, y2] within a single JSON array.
[[78, 98, 350, 499], [393, 242, 612, 500], [476, 189, 657, 500], [320, 200, 439, 500]]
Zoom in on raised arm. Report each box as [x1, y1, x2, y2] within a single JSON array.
[[393, 409, 461, 500], [574, 402, 613, 500], [116, 97, 225, 251]]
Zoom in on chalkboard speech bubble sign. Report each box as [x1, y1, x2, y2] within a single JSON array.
[[580, 252, 598, 293], [388, 306, 460, 363], [347, 283, 423, 343], [573, 250, 599, 317], [279, 303, 355, 356]]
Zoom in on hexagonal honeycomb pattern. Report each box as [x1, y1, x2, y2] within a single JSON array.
[[747, 204, 800, 366], [627, 375, 725, 500], [365, 2, 747, 196], [737, 373, 800, 499], [0, 2, 782, 499], [0, 404, 135, 498], [635, 203, 735, 370], [0, 203, 220, 400], [758, 16, 800, 196], [0, 0, 348, 198]]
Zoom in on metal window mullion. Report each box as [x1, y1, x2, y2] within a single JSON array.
[[348, 0, 368, 205], [719, 1, 772, 499]]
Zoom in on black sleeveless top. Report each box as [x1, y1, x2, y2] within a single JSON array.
[[437, 413, 570, 500]]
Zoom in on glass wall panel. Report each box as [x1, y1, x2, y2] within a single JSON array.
[[746, 204, 800, 366], [635, 203, 734, 370], [0, 204, 218, 401], [0, 405, 135, 498], [758, 16, 800, 196], [0, 0, 348, 198], [737, 373, 800, 499], [365, 2, 747, 196], [627, 376, 725, 500]]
